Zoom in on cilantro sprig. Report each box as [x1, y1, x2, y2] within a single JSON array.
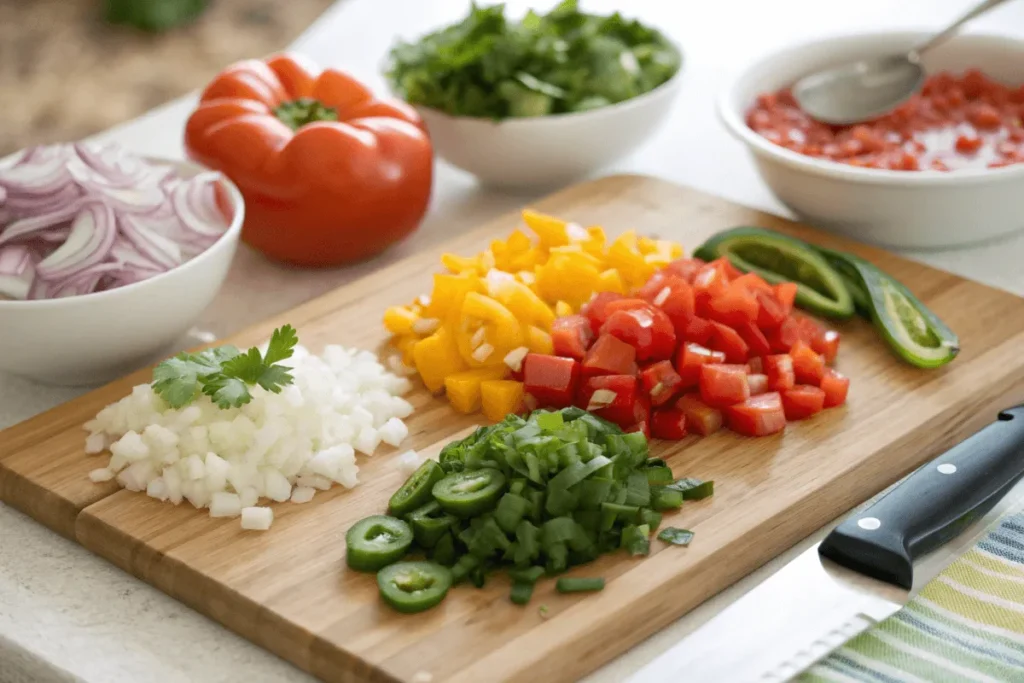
[[152, 325, 298, 409]]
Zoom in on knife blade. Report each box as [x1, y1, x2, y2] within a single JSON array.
[[629, 405, 1024, 683]]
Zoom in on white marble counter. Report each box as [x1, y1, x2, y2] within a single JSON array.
[[4, 1, 1024, 681]]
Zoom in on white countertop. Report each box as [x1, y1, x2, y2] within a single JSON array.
[[4, 1, 1024, 681]]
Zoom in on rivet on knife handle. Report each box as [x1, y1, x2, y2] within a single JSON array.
[[819, 405, 1024, 589]]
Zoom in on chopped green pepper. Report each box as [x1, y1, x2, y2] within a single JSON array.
[[389, 460, 445, 517], [556, 577, 605, 593], [651, 486, 684, 511], [510, 581, 535, 604], [432, 468, 507, 517], [666, 478, 714, 501], [406, 501, 457, 548], [377, 561, 452, 613], [658, 527, 694, 546], [816, 248, 959, 368], [345, 515, 413, 572]]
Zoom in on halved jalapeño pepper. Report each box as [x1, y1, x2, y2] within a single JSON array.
[[345, 515, 413, 572], [377, 561, 453, 613], [432, 468, 507, 517], [819, 249, 959, 368], [406, 500, 458, 548], [389, 459, 444, 517], [694, 227, 855, 319]]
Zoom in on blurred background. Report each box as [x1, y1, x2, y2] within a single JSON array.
[[0, 0, 333, 155]]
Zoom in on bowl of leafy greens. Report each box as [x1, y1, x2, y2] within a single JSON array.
[[386, 1, 683, 190]]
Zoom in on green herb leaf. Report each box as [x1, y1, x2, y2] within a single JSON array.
[[657, 527, 694, 546], [151, 326, 297, 409]]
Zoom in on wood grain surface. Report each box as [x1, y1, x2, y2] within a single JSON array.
[[4, 175, 1024, 683]]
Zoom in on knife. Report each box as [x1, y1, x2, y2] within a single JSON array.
[[629, 405, 1024, 683]]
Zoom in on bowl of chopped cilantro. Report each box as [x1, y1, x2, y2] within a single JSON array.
[[385, 1, 683, 189]]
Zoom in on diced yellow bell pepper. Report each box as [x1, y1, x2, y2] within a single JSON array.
[[606, 230, 650, 288], [536, 253, 602, 309], [597, 269, 625, 294], [394, 335, 418, 366], [445, 366, 510, 414], [383, 306, 419, 336], [481, 380, 525, 422], [458, 292, 524, 366], [523, 209, 570, 248], [554, 300, 574, 317], [495, 280, 555, 329], [441, 253, 481, 274], [509, 247, 543, 272], [506, 229, 531, 253], [426, 273, 482, 324], [549, 245, 603, 268], [413, 327, 466, 393], [526, 326, 553, 354]]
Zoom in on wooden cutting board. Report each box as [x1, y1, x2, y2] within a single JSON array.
[[4, 175, 1024, 683]]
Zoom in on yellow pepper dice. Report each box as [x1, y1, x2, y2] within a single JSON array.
[[481, 380, 525, 422], [522, 209, 570, 248], [597, 269, 625, 294], [458, 292, 524, 366], [445, 367, 511, 414], [441, 253, 481, 274], [526, 326, 553, 354], [427, 273, 482, 326], [495, 280, 555, 329], [413, 327, 466, 393], [383, 306, 419, 336], [554, 300, 574, 317]]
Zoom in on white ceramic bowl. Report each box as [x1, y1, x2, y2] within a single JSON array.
[[415, 64, 683, 191], [719, 31, 1024, 249], [0, 159, 244, 386]]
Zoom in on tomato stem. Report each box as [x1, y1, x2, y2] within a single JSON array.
[[273, 98, 339, 130]]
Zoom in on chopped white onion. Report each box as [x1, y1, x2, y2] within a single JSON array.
[[587, 389, 618, 410], [653, 286, 671, 307], [396, 450, 422, 476], [84, 343, 412, 524], [470, 326, 487, 349], [412, 317, 441, 335], [504, 346, 529, 372], [472, 343, 494, 363], [241, 507, 274, 531]]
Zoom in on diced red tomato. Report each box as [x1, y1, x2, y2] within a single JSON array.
[[747, 373, 769, 395], [792, 313, 826, 347], [712, 257, 744, 280], [767, 317, 801, 353], [699, 363, 750, 408], [791, 340, 826, 385], [644, 278, 696, 335], [664, 257, 706, 283], [725, 392, 786, 436], [677, 315, 714, 345], [676, 393, 723, 436], [705, 281, 759, 327], [581, 291, 625, 335], [709, 322, 749, 364], [729, 389, 782, 438], [582, 334, 637, 377], [626, 420, 651, 438], [601, 303, 676, 362], [577, 374, 638, 427], [812, 329, 841, 365], [747, 356, 763, 374], [523, 354, 580, 408], [650, 407, 688, 440], [821, 368, 850, 407], [774, 282, 797, 315], [638, 271, 683, 302], [633, 392, 651, 428], [550, 315, 593, 360], [693, 261, 731, 315], [736, 321, 772, 357], [755, 289, 788, 328], [731, 272, 772, 292], [675, 342, 726, 389], [782, 385, 826, 420], [639, 360, 683, 407], [762, 354, 795, 392]]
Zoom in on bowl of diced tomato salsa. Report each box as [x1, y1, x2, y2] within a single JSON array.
[[719, 31, 1024, 249]]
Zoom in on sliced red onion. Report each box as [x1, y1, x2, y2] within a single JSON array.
[[49, 262, 122, 298], [74, 142, 151, 186], [0, 145, 75, 195], [110, 236, 167, 273], [2, 183, 83, 217], [172, 173, 229, 238], [0, 244, 37, 300], [0, 199, 83, 247], [36, 201, 117, 280], [0, 184, 6, 203], [119, 213, 183, 269]]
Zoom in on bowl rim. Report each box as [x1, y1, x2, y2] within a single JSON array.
[[0, 155, 245, 309], [718, 29, 1024, 187], [385, 37, 685, 127]]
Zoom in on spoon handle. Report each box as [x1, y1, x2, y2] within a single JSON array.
[[912, 0, 1016, 58]]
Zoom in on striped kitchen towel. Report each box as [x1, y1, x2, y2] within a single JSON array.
[[798, 511, 1024, 683]]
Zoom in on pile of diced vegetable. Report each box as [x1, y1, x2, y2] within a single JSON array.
[[523, 257, 850, 438], [383, 210, 683, 421], [346, 407, 712, 613]]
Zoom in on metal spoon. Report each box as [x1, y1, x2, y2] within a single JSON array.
[[793, 0, 1014, 125]]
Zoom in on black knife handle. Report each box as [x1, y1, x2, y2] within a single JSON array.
[[819, 405, 1024, 589]]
